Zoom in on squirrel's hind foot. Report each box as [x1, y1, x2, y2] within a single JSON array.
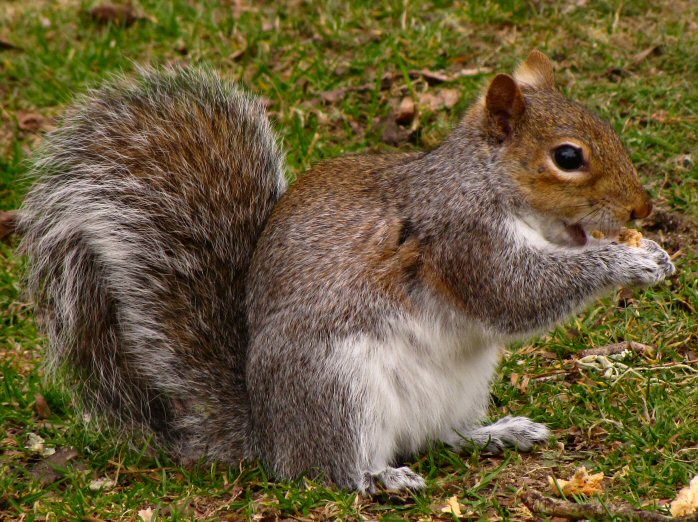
[[465, 416, 551, 453]]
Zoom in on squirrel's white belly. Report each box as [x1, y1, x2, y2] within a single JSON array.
[[334, 313, 502, 471]]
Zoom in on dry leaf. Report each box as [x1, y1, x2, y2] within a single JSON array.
[[632, 45, 662, 65], [138, 507, 155, 522], [548, 467, 604, 497], [419, 89, 459, 112], [670, 475, 698, 517], [411, 69, 450, 84], [25, 432, 46, 454], [0, 38, 20, 51], [380, 114, 412, 146], [89, 4, 140, 27], [440, 495, 463, 517], [320, 88, 346, 104], [30, 447, 80, 486], [89, 477, 116, 491], [395, 97, 415, 124], [409, 67, 492, 85], [229, 31, 247, 61], [0, 210, 17, 240], [18, 112, 46, 132], [34, 393, 51, 419], [454, 66, 493, 77], [617, 287, 635, 307]]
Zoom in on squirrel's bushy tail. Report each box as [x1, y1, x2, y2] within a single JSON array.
[[18, 67, 286, 463]]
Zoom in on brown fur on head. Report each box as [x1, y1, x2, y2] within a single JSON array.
[[476, 51, 651, 245]]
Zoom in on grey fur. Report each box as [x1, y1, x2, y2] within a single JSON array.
[[19, 65, 674, 492], [19, 66, 286, 463]]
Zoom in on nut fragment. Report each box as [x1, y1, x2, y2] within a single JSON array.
[[590, 228, 642, 247], [618, 228, 643, 247]]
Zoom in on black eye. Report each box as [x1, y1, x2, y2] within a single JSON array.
[[553, 144, 585, 171]]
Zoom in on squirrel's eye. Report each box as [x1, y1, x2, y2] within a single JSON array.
[[553, 144, 585, 171]]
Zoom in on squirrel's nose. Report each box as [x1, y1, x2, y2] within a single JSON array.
[[630, 197, 652, 220]]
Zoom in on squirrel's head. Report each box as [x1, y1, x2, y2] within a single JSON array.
[[470, 50, 651, 246]]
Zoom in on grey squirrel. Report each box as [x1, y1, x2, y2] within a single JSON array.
[[18, 51, 675, 492]]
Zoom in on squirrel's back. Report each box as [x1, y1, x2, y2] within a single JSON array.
[[18, 67, 286, 462]]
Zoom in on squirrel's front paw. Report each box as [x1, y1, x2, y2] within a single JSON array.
[[615, 239, 675, 288]]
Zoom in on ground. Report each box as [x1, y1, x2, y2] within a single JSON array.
[[0, 1, 697, 520]]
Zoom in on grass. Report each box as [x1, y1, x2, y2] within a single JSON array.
[[1, 0, 697, 520]]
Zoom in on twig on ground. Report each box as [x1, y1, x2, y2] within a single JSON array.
[[576, 341, 654, 359], [521, 489, 698, 521]]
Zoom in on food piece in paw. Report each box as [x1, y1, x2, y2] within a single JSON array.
[[618, 228, 643, 247], [590, 228, 642, 247], [590, 230, 605, 240]]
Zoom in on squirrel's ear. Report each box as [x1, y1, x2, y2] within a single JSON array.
[[513, 50, 555, 90], [485, 73, 525, 141]]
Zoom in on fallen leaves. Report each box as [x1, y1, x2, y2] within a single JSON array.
[[0, 210, 17, 240], [671, 476, 698, 517], [0, 38, 21, 51], [394, 97, 415, 125], [419, 89, 460, 112], [25, 432, 54, 456], [89, 4, 146, 27], [34, 393, 52, 419], [88, 476, 116, 491], [30, 447, 80, 486], [440, 495, 463, 517], [632, 44, 663, 65], [411, 67, 493, 85], [379, 88, 461, 146], [18, 112, 49, 133], [548, 466, 605, 497]]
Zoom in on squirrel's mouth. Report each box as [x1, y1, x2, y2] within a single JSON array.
[[564, 223, 588, 246], [564, 223, 622, 247]]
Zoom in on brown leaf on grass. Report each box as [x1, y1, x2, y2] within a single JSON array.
[[18, 112, 47, 132], [138, 507, 155, 522], [408, 66, 493, 85], [419, 89, 460, 112], [380, 114, 412, 146], [0, 210, 17, 240], [228, 31, 247, 61], [34, 394, 51, 419], [440, 495, 463, 516], [411, 69, 450, 85], [395, 97, 415, 124], [0, 38, 21, 51], [30, 447, 80, 486], [632, 45, 663, 65], [89, 4, 140, 27], [320, 88, 346, 104], [618, 287, 635, 307], [454, 66, 493, 77], [510, 372, 530, 393], [548, 466, 605, 497]]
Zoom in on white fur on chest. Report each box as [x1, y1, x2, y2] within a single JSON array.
[[334, 311, 502, 471]]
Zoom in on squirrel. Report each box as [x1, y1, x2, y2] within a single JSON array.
[[18, 52, 675, 493]]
